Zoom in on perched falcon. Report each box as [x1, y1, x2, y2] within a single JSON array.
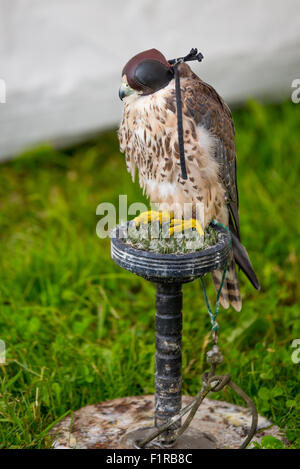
[[118, 48, 259, 311]]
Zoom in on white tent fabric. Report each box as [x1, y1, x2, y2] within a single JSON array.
[[0, 0, 300, 161]]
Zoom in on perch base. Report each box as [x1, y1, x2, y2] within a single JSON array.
[[50, 395, 283, 449]]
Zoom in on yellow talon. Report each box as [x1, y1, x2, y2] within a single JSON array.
[[158, 210, 174, 224], [133, 210, 173, 226], [132, 211, 204, 238], [169, 218, 204, 237], [133, 210, 158, 226]]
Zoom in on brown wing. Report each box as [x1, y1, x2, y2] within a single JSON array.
[[179, 64, 240, 240]]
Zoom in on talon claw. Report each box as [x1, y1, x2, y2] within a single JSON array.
[[169, 218, 204, 237], [132, 212, 204, 238]]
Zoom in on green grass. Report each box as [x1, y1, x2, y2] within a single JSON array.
[[0, 100, 300, 449]]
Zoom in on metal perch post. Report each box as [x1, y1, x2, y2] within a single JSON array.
[[155, 282, 183, 442]]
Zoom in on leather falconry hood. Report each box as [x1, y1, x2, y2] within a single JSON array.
[[122, 48, 174, 96]]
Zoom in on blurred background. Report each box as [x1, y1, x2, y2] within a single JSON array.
[[0, 0, 300, 449], [1, 0, 300, 159]]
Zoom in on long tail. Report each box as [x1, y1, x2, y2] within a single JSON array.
[[211, 232, 260, 312], [231, 231, 260, 291], [212, 251, 242, 312]]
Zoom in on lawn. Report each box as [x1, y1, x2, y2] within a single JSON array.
[[0, 100, 299, 449]]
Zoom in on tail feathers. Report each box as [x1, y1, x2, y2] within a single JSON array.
[[231, 231, 260, 290], [211, 254, 242, 312]]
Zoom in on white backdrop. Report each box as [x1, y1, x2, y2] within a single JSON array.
[[0, 0, 300, 160]]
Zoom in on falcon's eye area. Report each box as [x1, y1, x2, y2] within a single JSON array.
[[121, 82, 130, 90], [134, 60, 174, 94]]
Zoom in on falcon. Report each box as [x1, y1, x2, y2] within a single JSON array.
[[118, 48, 260, 311]]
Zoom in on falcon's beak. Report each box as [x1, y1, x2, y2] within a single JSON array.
[[119, 86, 126, 101], [119, 82, 134, 100]]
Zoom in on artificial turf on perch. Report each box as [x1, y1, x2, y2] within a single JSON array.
[[125, 221, 218, 254]]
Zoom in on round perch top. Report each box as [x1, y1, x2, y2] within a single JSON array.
[[111, 223, 231, 283]]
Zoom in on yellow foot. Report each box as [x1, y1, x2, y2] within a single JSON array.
[[169, 218, 204, 237], [132, 211, 204, 238], [133, 210, 173, 227]]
